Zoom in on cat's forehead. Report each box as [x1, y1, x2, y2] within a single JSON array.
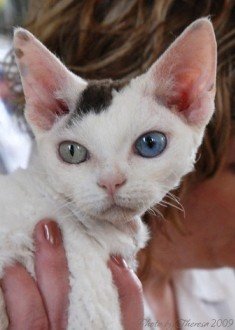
[[62, 77, 187, 144], [64, 76, 184, 137], [68, 79, 128, 123]]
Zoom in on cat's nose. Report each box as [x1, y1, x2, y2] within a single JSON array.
[[97, 173, 127, 196]]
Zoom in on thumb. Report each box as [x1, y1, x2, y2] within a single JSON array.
[[108, 256, 144, 330]]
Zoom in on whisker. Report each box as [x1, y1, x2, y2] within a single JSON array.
[[147, 206, 165, 220], [161, 199, 185, 217], [158, 201, 168, 208]]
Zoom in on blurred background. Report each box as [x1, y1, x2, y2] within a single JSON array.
[[0, 0, 31, 174]]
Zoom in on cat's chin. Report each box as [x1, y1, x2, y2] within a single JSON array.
[[100, 204, 138, 222]]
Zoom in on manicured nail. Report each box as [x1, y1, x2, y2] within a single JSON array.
[[111, 255, 128, 268], [43, 221, 62, 247]]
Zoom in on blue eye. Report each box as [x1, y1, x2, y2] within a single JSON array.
[[135, 131, 167, 158]]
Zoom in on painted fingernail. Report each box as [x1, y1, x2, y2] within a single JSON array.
[[111, 255, 128, 268], [43, 221, 62, 247]]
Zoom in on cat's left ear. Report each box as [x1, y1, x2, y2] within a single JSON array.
[[143, 18, 217, 127], [13, 28, 86, 133]]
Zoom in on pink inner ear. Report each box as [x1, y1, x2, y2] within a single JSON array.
[[55, 99, 70, 116], [147, 19, 217, 125], [23, 79, 70, 130], [167, 68, 202, 112], [169, 90, 190, 112], [14, 28, 74, 131], [27, 100, 69, 130]]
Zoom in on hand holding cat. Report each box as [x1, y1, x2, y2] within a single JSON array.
[[1, 220, 144, 330]]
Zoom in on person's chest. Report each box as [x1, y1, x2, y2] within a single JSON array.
[[173, 268, 235, 330], [143, 268, 235, 330]]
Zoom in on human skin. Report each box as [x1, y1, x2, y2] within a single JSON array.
[[145, 135, 235, 273], [143, 135, 235, 325], [2, 136, 235, 329]]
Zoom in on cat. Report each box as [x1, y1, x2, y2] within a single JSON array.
[[0, 18, 216, 329]]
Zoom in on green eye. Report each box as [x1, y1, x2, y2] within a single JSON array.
[[59, 141, 88, 164]]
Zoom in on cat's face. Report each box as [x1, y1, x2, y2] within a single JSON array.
[[38, 79, 199, 222], [13, 19, 217, 224]]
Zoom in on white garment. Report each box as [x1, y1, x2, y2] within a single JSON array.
[[144, 268, 235, 330]]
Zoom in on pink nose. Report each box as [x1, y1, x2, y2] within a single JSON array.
[[97, 173, 126, 196]]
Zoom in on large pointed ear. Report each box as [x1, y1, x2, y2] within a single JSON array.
[[13, 28, 87, 133], [145, 18, 217, 126]]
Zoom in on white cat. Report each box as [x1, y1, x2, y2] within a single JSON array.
[[0, 18, 216, 329]]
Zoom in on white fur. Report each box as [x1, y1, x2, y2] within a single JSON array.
[[0, 19, 216, 329], [0, 84, 208, 329]]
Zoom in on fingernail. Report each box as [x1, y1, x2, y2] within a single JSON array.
[[111, 255, 128, 268], [43, 221, 62, 247]]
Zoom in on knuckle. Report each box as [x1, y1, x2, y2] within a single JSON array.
[[120, 271, 143, 298], [16, 313, 49, 330], [128, 276, 143, 296], [32, 322, 49, 330], [27, 315, 49, 330]]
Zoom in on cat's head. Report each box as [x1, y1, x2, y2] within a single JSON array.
[[13, 18, 216, 224]]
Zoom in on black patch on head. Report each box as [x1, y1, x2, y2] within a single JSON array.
[[68, 79, 128, 124], [77, 80, 114, 115]]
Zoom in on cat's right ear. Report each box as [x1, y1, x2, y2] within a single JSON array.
[[13, 28, 87, 134], [141, 18, 217, 128]]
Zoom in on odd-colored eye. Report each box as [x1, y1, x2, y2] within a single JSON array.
[[59, 141, 88, 164], [135, 131, 167, 158]]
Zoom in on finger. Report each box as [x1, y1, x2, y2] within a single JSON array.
[[34, 220, 70, 330], [2, 263, 49, 330], [108, 256, 144, 330]]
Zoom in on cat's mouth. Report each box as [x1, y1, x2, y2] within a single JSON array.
[[101, 203, 136, 215]]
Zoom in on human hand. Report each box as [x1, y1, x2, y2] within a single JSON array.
[[1, 220, 69, 330], [108, 256, 144, 330], [1, 220, 144, 330]]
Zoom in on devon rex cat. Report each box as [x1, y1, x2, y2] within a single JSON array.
[[0, 18, 216, 329]]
